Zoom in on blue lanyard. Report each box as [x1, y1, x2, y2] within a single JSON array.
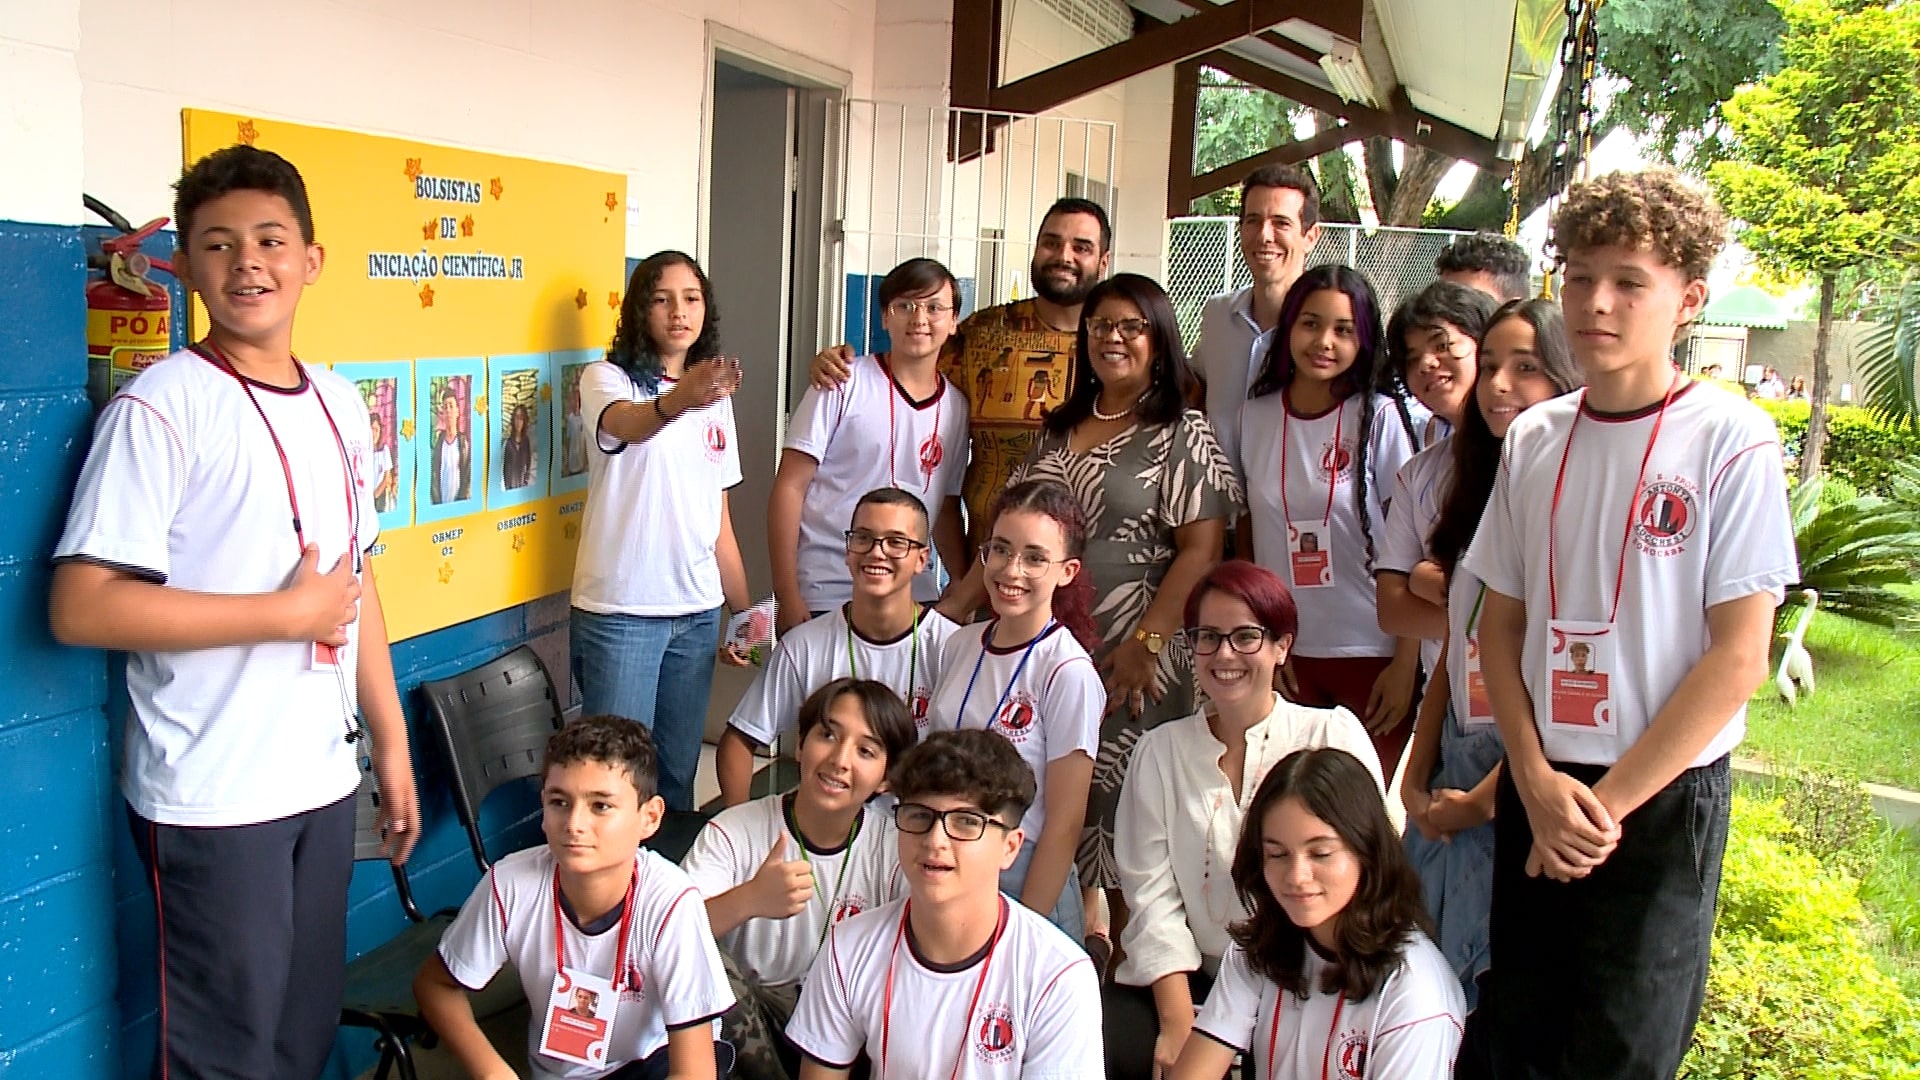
[[954, 620, 1054, 731]]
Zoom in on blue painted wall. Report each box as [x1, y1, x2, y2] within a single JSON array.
[[842, 273, 979, 357], [0, 219, 570, 1078]]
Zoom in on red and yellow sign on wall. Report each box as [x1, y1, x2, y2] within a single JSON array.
[[184, 110, 627, 640]]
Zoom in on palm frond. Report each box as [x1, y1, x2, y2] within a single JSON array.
[[1855, 279, 1920, 432]]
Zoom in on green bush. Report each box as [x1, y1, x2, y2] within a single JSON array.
[[1757, 399, 1920, 496], [1682, 797, 1920, 1078]]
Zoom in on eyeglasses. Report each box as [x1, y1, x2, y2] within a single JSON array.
[[846, 530, 927, 557], [887, 299, 956, 319], [894, 802, 1012, 841], [1085, 317, 1150, 341], [978, 539, 1067, 575], [1179, 625, 1272, 655], [1406, 329, 1470, 365]]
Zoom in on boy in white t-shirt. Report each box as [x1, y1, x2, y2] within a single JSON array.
[[1456, 171, 1797, 1078], [50, 145, 418, 1078], [786, 730, 1104, 1079], [686, 679, 919, 1078], [416, 717, 736, 1080], [717, 487, 961, 806], [769, 258, 969, 634]]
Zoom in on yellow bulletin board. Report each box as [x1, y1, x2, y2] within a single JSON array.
[[184, 110, 626, 640]]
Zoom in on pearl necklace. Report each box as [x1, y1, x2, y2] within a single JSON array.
[[1091, 390, 1147, 422]]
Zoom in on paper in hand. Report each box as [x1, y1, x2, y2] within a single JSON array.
[[724, 596, 778, 666]]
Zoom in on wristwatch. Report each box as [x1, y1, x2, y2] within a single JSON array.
[[1134, 627, 1166, 655]]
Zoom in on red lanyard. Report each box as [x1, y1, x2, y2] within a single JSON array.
[[880, 353, 943, 488], [1547, 380, 1679, 622], [879, 897, 1006, 1080], [197, 341, 358, 567], [551, 862, 640, 991], [1280, 389, 1344, 527]]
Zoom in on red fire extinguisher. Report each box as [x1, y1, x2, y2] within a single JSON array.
[[85, 195, 174, 406]]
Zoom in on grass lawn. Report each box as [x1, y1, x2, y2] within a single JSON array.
[[1862, 823, 1920, 998], [1739, 596, 1920, 790]]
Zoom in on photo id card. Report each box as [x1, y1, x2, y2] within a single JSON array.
[[1462, 633, 1495, 728], [1546, 620, 1615, 733], [1288, 520, 1334, 590], [538, 967, 618, 1067]]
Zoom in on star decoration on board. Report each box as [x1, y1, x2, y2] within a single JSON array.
[[608, 291, 621, 311], [437, 561, 455, 584], [400, 419, 416, 440], [605, 191, 618, 212], [404, 158, 423, 183], [489, 177, 504, 200], [460, 214, 475, 237], [422, 220, 437, 241], [563, 522, 579, 541], [473, 393, 488, 416], [539, 382, 553, 402], [511, 534, 527, 553], [419, 283, 435, 308], [575, 289, 590, 310], [236, 119, 260, 146]]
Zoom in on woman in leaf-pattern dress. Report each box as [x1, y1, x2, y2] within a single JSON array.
[[1010, 272, 1241, 958]]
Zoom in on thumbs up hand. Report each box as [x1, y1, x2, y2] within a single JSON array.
[[747, 840, 815, 921]]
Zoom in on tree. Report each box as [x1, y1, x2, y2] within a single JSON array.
[[1595, 0, 1787, 171], [1707, 0, 1920, 482], [1856, 277, 1920, 431]]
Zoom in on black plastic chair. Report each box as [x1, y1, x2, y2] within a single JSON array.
[[336, 754, 519, 1080], [420, 645, 567, 870]]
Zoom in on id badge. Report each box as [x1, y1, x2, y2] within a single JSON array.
[[539, 967, 619, 1067], [1287, 521, 1334, 589], [311, 641, 341, 670], [1546, 620, 1615, 733], [1461, 633, 1495, 729]]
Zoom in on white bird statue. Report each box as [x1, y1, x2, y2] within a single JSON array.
[[1775, 589, 1819, 706]]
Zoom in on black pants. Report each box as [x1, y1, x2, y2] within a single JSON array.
[[129, 794, 355, 1080], [1103, 970, 1216, 1080], [1455, 756, 1731, 1080]]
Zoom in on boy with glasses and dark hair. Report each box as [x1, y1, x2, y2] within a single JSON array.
[[718, 488, 962, 805], [771, 257, 970, 636], [786, 729, 1105, 1079]]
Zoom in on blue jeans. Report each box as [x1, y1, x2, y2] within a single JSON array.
[[1403, 700, 1504, 1009], [1457, 755, 1732, 1080], [570, 606, 721, 811], [1001, 837, 1085, 943]]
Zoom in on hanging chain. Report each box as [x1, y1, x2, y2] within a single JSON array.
[[1537, 0, 1602, 296]]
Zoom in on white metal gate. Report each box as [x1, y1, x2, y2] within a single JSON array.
[[827, 102, 1119, 355]]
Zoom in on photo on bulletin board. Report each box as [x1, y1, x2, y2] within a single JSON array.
[[336, 361, 415, 532], [489, 355, 548, 508], [415, 357, 485, 525], [550, 349, 597, 496]]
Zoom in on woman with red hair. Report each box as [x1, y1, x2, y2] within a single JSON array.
[[1105, 560, 1384, 1078]]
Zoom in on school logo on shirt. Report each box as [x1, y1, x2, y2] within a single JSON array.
[[973, 1003, 1017, 1065], [621, 959, 646, 1001], [1335, 1030, 1370, 1078], [911, 688, 932, 732], [1633, 475, 1699, 556], [348, 440, 372, 490], [703, 419, 728, 463], [1319, 439, 1354, 482], [918, 433, 943, 480], [991, 692, 1038, 743], [832, 893, 868, 922]]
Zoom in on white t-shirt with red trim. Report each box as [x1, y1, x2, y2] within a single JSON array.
[[574, 360, 742, 617], [437, 846, 735, 1080], [927, 622, 1103, 838], [680, 794, 905, 988], [786, 353, 969, 609], [52, 348, 379, 827], [726, 604, 962, 748], [1461, 381, 1797, 766], [1193, 932, 1464, 1080], [785, 897, 1104, 1078], [1240, 392, 1417, 658], [1378, 438, 1455, 676]]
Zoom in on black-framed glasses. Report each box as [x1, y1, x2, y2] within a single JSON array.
[[978, 539, 1067, 575], [887, 298, 956, 319], [846, 530, 927, 558], [1085, 316, 1150, 341], [1179, 625, 1271, 655], [894, 802, 1012, 841]]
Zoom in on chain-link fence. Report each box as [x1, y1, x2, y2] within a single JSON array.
[[1164, 217, 1472, 350]]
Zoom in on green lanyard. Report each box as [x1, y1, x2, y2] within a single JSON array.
[[784, 794, 862, 953], [1464, 582, 1489, 640], [845, 605, 921, 696]]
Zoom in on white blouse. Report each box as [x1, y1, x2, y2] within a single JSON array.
[[1112, 695, 1385, 989]]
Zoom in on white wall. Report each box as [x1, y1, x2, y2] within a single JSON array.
[[77, 0, 878, 257], [1, 1, 84, 224]]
